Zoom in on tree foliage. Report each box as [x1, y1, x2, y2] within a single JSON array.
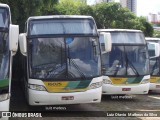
[[153, 30, 160, 37], [0, 0, 58, 32], [0, 0, 153, 36]]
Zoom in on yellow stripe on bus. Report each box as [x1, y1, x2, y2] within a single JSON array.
[[43, 81, 88, 92], [110, 77, 128, 84], [150, 77, 160, 83], [44, 81, 68, 92]]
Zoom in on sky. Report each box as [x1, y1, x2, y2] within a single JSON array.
[[137, 0, 160, 16], [87, 0, 160, 16]]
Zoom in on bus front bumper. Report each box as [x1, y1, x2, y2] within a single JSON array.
[[28, 87, 102, 105], [0, 99, 9, 111], [102, 83, 150, 95], [0, 99, 9, 120], [150, 83, 160, 91]]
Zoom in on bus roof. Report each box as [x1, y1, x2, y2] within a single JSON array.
[[98, 29, 142, 33], [145, 37, 160, 41], [0, 3, 9, 8], [0, 3, 11, 24], [27, 15, 94, 22]]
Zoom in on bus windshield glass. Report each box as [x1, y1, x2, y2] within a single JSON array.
[[28, 37, 100, 80], [0, 8, 9, 28], [0, 31, 9, 79], [150, 57, 160, 76], [110, 32, 145, 44], [28, 19, 97, 36], [148, 40, 160, 76], [102, 45, 149, 76], [0, 7, 9, 80]]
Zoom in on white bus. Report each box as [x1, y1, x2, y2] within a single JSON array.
[[19, 15, 111, 106], [98, 29, 150, 95], [0, 3, 19, 119], [145, 37, 160, 91]]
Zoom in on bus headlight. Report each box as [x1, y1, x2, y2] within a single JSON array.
[[89, 82, 103, 89], [103, 79, 112, 84], [140, 79, 150, 84], [28, 84, 46, 91], [0, 93, 9, 102]]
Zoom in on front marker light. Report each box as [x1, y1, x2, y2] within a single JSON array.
[[28, 84, 46, 91], [89, 82, 103, 89], [0, 93, 9, 102], [140, 79, 150, 84], [103, 79, 112, 84]]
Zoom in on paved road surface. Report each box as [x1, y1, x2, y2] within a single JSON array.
[[9, 82, 160, 120]]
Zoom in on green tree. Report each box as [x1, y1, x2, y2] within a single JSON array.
[[153, 30, 160, 37], [51, 0, 85, 15], [79, 4, 94, 16], [136, 17, 153, 37], [0, 0, 58, 32], [113, 7, 137, 29], [93, 2, 121, 28]]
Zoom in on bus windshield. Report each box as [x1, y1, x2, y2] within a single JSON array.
[[28, 19, 97, 36], [102, 45, 149, 76], [150, 57, 160, 76], [110, 32, 145, 44], [28, 37, 100, 80], [0, 8, 9, 28], [0, 7, 9, 80], [146, 40, 160, 76], [0, 31, 9, 80]]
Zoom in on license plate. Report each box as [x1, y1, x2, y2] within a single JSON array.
[[122, 88, 131, 91], [62, 96, 74, 100], [156, 85, 160, 88]]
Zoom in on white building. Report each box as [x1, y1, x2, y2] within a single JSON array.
[[147, 13, 160, 24], [120, 0, 137, 15], [96, 0, 115, 4]]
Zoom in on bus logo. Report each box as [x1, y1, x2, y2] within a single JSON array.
[[48, 82, 62, 86]]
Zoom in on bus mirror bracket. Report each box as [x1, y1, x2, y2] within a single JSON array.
[[9, 24, 19, 55], [19, 33, 27, 56]]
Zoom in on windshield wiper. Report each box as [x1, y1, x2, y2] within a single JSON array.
[[70, 59, 86, 79], [151, 58, 158, 75], [67, 46, 86, 79], [126, 55, 140, 76]]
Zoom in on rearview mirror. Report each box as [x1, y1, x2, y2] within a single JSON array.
[[147, 42, 160, 59], [99, 32, 112, 53], [9, 24, 19, 55], [19, 33, 27, 56]]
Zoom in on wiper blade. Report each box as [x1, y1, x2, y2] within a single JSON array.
[[70, 58, 86, 79], [151, 58, 158, 75], [126, 55, 140, 76], [67, 46, 86, 79]]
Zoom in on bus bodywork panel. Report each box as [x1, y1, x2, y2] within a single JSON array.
[[0, 4, 10, 114], [145, 37, 160, 91], [102, 75, 150, 94], [0, 99, 9, 120], [149, 73, 160, 91], [28, 77, 102, 105], [0, 99, 9, 111], [99, 29, 150, 95], [19, 16, 102, 105]]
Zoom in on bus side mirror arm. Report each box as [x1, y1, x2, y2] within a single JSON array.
[[9, 24, 19, 55], [19, 33, 27, 56]]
